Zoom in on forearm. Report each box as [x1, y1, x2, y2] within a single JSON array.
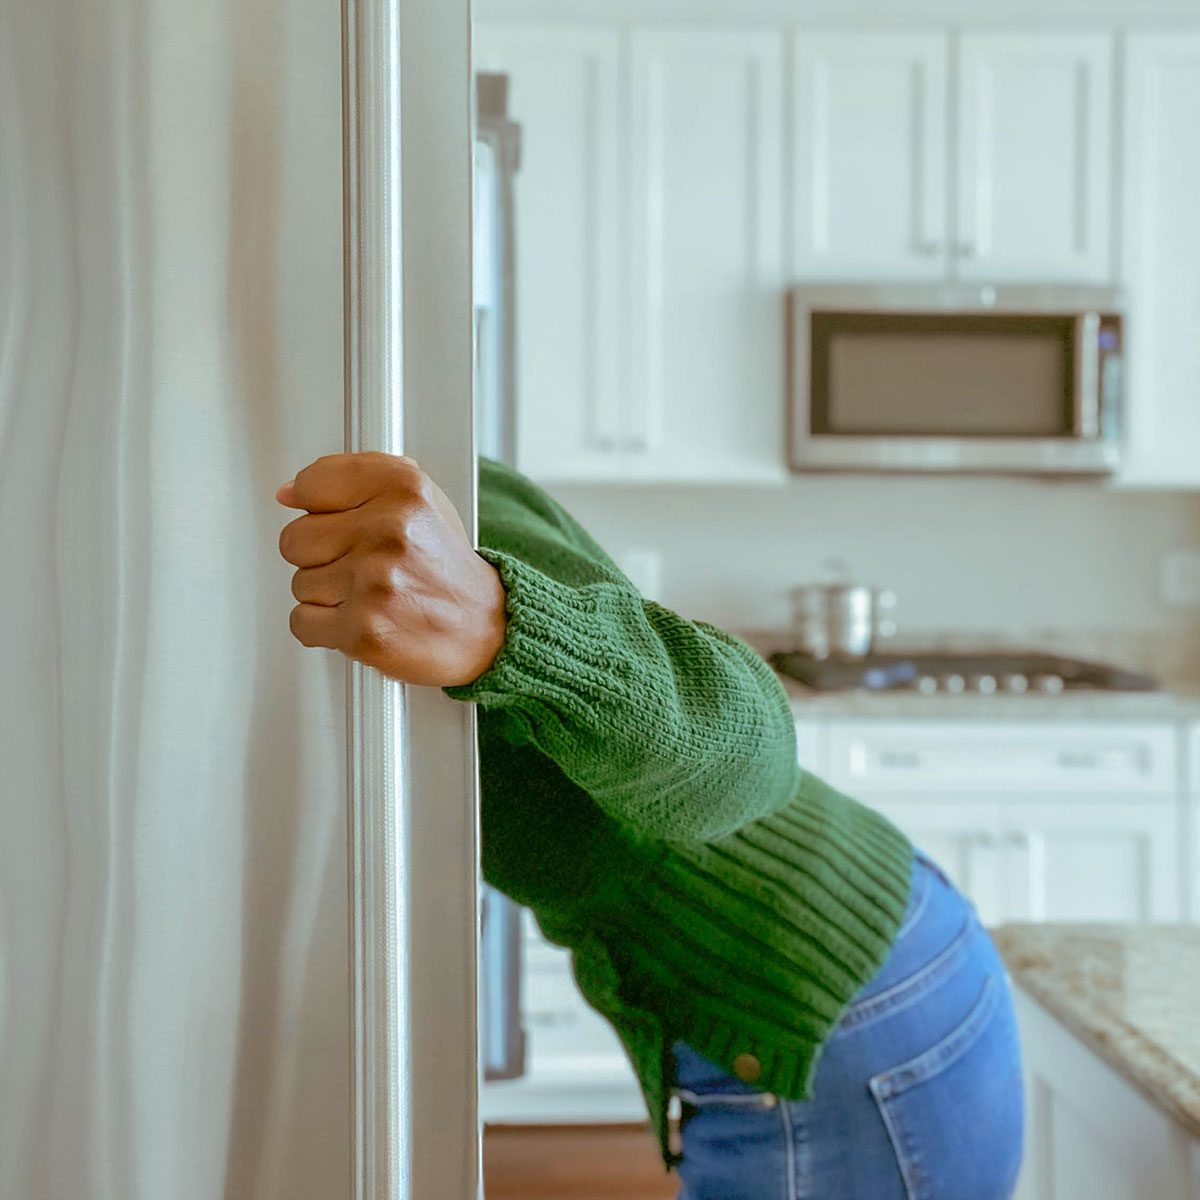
[[446, 548, 802, 841]]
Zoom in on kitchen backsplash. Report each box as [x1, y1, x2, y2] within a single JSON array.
[[546, 476, 1200, 686]]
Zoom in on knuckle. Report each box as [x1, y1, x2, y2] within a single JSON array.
[[371, 505, 413, 553], [349, 608, 389, 658], [381, 454, 426, 498], [292, 456, 325, 493], [356, 554, 398, 597], [311, 452, 345, 473], [411, 471, 436, 506]]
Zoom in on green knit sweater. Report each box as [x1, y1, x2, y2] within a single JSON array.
[[446, 457, 914, 1170]]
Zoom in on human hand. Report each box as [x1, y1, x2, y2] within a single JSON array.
[[276, 452, 506, 686]]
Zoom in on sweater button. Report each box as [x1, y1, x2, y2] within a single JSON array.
[[732, 1053, 762, 1084]]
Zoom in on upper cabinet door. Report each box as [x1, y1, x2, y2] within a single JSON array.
[[474, 25, 624, 481], [792, 33, 949, 281], [955, 33, 1114, 283], [628, 28, 787, 483], [1117, 33, 1200, 489]]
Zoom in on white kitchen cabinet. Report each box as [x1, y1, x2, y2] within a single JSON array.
[[815, 717, 1185, 924], [956, 33, 1114, 283], [1012, 991, 1200, 1200], [479, 22, 787, 485], [868, 799, 1180, 926], [791, 32, 948, 281], [994, 802, 1181, 922], [626, 28, 787, 483], [1116, 33, 1200, 489], [474, 25, 625, 482], [868, 799, 1007, 923], [481, 909, 643, 1124], [793, 716, 826, 776]]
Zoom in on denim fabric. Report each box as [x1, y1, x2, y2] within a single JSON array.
[[669, 850, 1024, 1200]]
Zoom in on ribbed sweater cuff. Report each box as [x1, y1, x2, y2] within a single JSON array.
[[444, 547, 612, 715]]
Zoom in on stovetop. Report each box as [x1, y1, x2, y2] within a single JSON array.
[[769, 650, 1158, 695]]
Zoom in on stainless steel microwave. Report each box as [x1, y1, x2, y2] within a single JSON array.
[[789, 284, 1125, 475]]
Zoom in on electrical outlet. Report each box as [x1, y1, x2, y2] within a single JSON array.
[[617, 549, 663, 602], [1161, 550, 1200, 608]]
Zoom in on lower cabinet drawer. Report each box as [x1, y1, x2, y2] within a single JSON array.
[[824, 720, 1178, 796]]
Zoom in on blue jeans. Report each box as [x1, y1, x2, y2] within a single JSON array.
[[669, 850, 1024, 1200]]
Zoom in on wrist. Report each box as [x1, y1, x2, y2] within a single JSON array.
[[456, 557, 508, 686]]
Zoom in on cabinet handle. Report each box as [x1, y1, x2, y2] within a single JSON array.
[[1056, 751, 1100, 770], [877, 750, 924, 769], [526, 1007, 578, 1027], [954, 241, 978, 258], [915, 240, 944, 256]]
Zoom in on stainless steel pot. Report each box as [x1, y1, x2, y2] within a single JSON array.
[[790, 584, 897, 660]]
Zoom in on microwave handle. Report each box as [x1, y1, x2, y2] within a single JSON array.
[[1075, 311, 1102, 438]]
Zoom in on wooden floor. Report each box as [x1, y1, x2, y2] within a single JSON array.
[[484, 1123, 677, 1200]]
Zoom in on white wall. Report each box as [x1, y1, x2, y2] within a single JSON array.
[[546, 477, 1200, 681]]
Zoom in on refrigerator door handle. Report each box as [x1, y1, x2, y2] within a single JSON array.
[[342, 1, 480, 1198]]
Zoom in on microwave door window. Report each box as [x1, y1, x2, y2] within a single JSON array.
[[812, 313, 1075, 438]]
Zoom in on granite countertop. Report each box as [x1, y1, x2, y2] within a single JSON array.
[[993, 924, 1200, 1138], [777, 675, 1200, 721]]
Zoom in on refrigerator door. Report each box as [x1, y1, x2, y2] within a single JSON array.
[[0, 1, 479, 1198]]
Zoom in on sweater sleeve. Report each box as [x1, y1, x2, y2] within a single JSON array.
[[444, 546, 803, 843]]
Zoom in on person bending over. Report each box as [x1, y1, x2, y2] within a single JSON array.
[[276, 451, 1024, 1200]]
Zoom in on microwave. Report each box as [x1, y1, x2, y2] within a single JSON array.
[[789, 284, 1125, 475]]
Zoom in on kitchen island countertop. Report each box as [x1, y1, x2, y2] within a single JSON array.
[[992, 924, 1200, 1139]]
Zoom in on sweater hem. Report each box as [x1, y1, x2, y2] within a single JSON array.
[[613, 816, 915, 1171]]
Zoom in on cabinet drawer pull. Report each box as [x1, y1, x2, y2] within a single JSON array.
[[877, 750, 923, 769], [1056, 751, 1100, 769], [526, 1007, 578, 1028]]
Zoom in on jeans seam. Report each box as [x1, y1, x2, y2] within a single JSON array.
[[867, 975, 1005, 1200], [778, 1097, 798, 1200], [872, 975, 1001, 1100], [895, 864, 930, 940], [871, 1086, 924, 1200], [834, 914, 974, 1035]]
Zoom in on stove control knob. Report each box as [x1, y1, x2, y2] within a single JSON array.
[[1035, 674, 1065, 695], [916, 675, 940, 696], [970, 674, 999, 695], [1001, 673, 1029, 694], [942, 673, 967, 695]]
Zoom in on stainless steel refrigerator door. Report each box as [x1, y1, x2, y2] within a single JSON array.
[[0, 0, 479, 1196]]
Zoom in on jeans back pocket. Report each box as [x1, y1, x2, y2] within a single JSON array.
[[869, 975, 1025, 1200]]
